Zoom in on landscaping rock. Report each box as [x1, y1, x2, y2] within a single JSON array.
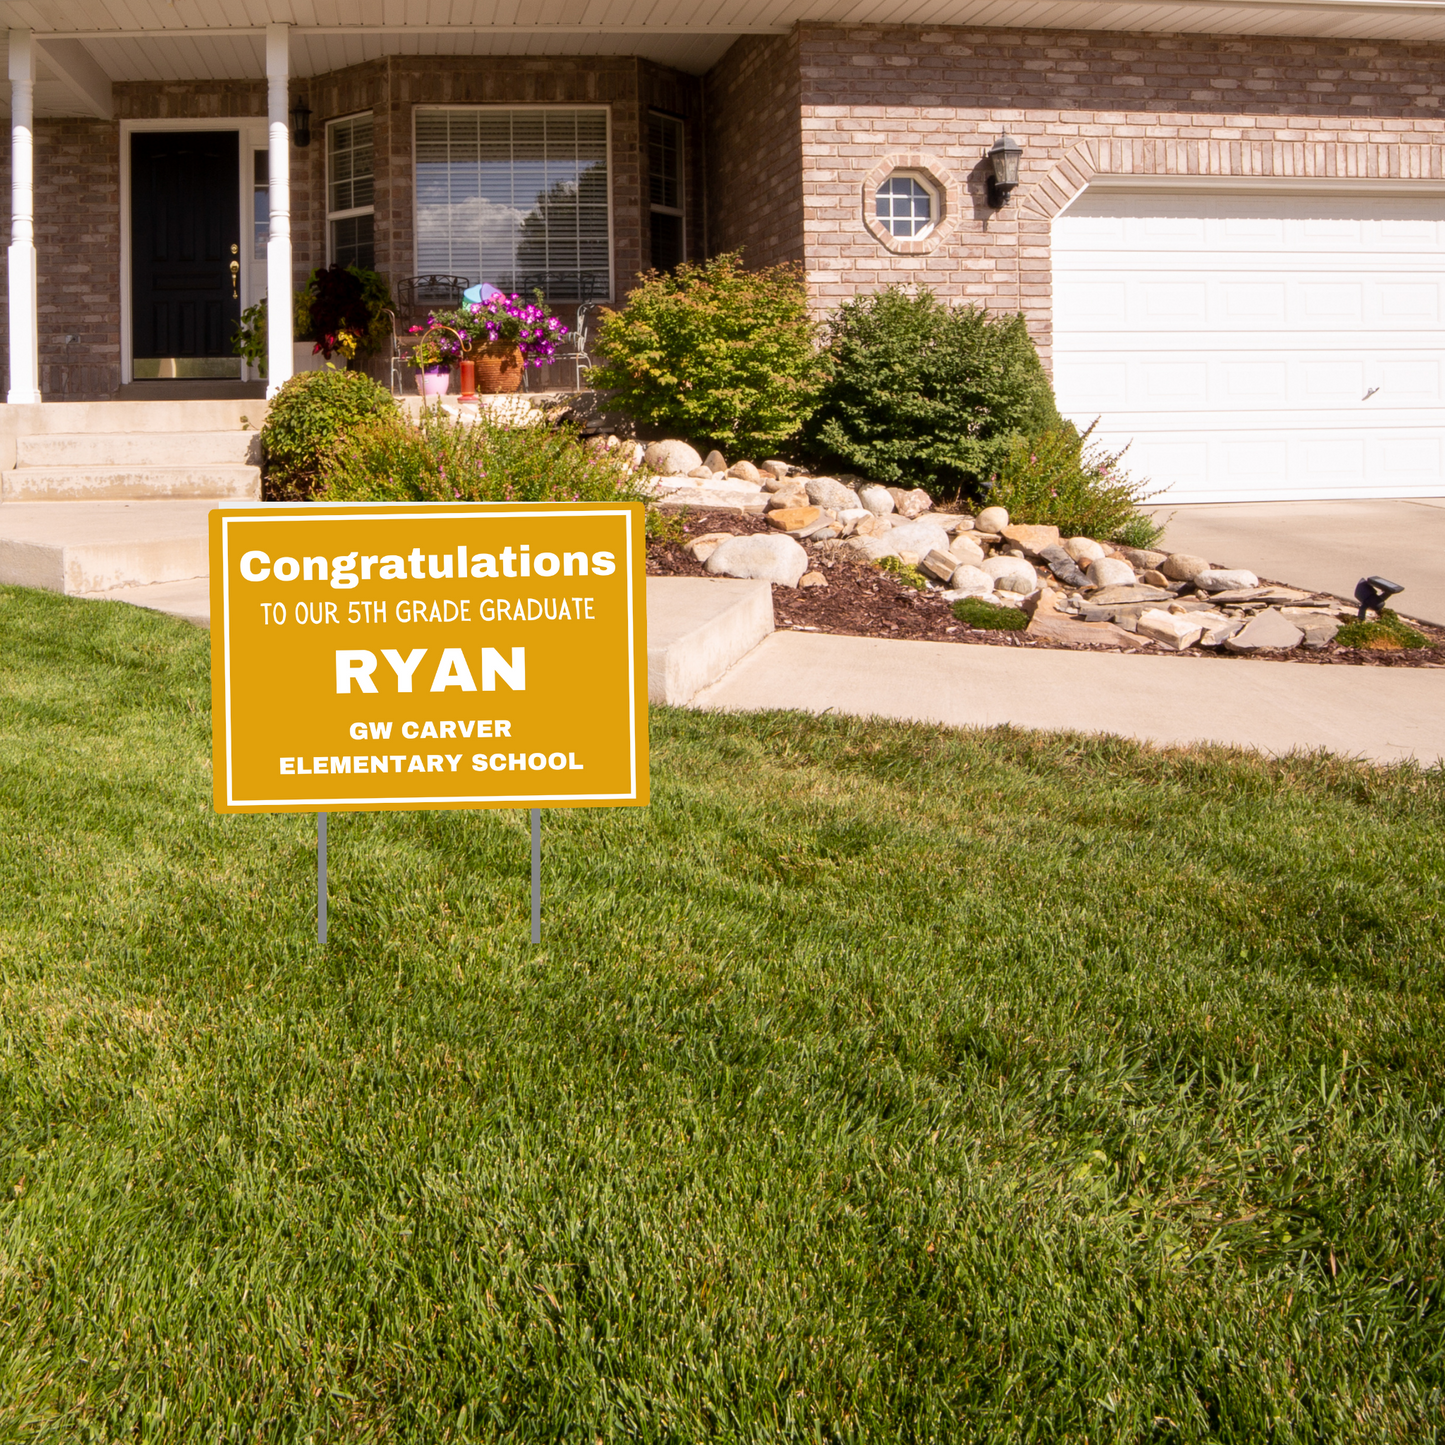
[[799, 570, 827, 588], [948, 564, 994, 595], [767, 505, 823, 534], [806, 477, 863, 511], [1223, 606, 1303, 651], [887, 487, 934, 519], [976, 505, 1009, 533], [920, 548, 960, 583], [1116, 546, 1167, 571], [949, 535, 986, 568], [1198, 617, 1245, 647], [883, 518, 950, 559], [1087, 557, 1137, 588], [1141, 569, 1170, 588], [726, 460, 762, 483], [1195, 567, 1260, 593], [761, 460, 793, 479], [1086, 584, 1174, 606], [1161, 552, 1209, 582], [1064, 536, 1106, 564], [858, 484, 894, 516], [705, 532, 809, 587], [684, 531, 736, 563], [852, 513, 888, 538], [1038, 544, 1090, 589], [688, 465, 713, 479], [1001, 523, 1062, 558], [704, 472, 761, 492], [702, 449, 727, 473], [1282, 609, 1342, 647], [652, 488, 766, 514], [766, 489, 808, 511], [981, 555, 1038, 594], [842, 535, 897, 562], [643, 440, 703, 476], [1029, 613, 1149, 649], [1136, 608, 1204, 651]]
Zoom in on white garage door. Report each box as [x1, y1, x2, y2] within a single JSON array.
[[1052, 186, 1445, 503]]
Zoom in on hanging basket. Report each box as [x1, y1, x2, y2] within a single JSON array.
[[469, 341, 525, 395]]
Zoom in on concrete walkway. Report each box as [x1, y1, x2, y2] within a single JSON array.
[[1150, 498, 1445, 625], [694, 631, 1445, 766]]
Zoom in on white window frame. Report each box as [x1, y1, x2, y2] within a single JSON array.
[[411, 104, 614, 303], [875, 170, 939, 242], [326, 111, 375, 268]]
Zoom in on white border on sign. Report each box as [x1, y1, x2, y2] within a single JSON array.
[[219, 507, 640, 808]]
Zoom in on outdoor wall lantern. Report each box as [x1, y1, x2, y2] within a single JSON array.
[[290, 97, 312, 148], [986, 133, 1023, 207], [1355, 575, 1404, 620]]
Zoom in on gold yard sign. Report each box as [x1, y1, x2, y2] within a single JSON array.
[[210, 502, 649, 814]]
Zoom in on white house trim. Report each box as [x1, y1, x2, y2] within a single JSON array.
[[265, 23, 294, 397], [6, 28, 40, 406]]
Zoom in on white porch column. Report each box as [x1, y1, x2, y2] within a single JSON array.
[[7, 29, 41, 405], [265, 23, 294, 396]]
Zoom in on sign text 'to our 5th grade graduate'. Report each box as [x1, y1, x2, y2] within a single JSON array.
[[209, 501, 649, 814]]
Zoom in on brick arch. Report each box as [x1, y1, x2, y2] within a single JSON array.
[[1021, 138, 1445, 222]]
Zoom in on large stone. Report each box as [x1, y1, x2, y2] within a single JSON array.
[[1136, 608, 1204, 651], [948, 564, 994, 595], [650, 488, 767, 514], [980, 554, 1038, 594], [766, 489, 809, 511], [1161, 552, 1209, 582], [642, 439, 703, 476], [760, 460, 793, 479], [703, 472, 761, 493], [843, 535, 896, 562], [949, 534, 986, 568], [726, 460, 762, 483], [1198, 616, 1245, 648], [687, 466, 713, 479], [1001, 522, 1062, 558], [1087, 556, 1137, 588], [973, 505, 1007, 533], [1223, 606, 1303, 652], [1028, 613, 1149, 649], [1086, 584, 1174, 606], [1064, 536, 1106, 564], [883, 518, 950, 559], [702, 449, 727, 473], [857, 484, 894, 516], [1038, 544, 1089, 589], [1115, 546, 1167, 571], [919, 548, 960, 582], [806, 477, 863, 511], [1195, 567, 1260, 593], [767, 505, 823, 533], [705, 532, 809, 587], [1282, 608, 1342, 647], [684, 530, 736, 563], [886, 486, 934, 518]]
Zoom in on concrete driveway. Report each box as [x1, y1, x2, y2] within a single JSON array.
[[1147, 499, 1445, 625]]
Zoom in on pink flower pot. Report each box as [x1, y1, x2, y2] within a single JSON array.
[[416, 367, 451, 397]]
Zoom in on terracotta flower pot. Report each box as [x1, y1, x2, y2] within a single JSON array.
[[469, 341, 524, 395]]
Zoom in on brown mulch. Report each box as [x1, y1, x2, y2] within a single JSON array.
[[649, 509, 1445, 668]]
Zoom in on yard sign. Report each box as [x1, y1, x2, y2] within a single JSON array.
[[210, 502, 649, 813]]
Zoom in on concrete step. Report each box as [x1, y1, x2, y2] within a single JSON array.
[[0, 500, 213, 594], [87, 576, 211, 627], [15, 430, 261, 467], [647, 576, 775, 705], [2, 465, 260, 502]]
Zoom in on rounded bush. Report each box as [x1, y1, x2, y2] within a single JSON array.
[[261, 368, 398, 500]]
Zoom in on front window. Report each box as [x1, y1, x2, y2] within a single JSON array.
[[876, 173, 936, 239], [648, 112, 683, 273], [327, 114, 375, 269], [415, 107, 610, 303]]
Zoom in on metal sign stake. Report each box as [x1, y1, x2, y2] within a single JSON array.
[[531, 808, 541, 944], [318, 812, 328, 947]]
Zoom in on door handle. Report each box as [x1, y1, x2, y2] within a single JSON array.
[[229, 259, 240, 298]]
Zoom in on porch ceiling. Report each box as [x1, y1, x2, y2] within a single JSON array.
[[3, 0, 1445, 113]]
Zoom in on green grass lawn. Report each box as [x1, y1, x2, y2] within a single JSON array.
[[2, 583, 1443, 1443]]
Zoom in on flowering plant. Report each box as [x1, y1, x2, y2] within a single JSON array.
[[428, 292, 568, 369], [407, 325, 463, 369]]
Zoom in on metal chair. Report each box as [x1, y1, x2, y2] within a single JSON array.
[[395, 274, 470, 324]]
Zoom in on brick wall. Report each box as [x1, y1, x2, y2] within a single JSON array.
[[705, 32, 805, 268], [789, 24, 1445, 357]]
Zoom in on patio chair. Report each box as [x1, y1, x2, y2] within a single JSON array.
[[394, 274, 471, 325]]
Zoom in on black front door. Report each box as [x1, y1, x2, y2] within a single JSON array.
[[131, 131, 241, 375]]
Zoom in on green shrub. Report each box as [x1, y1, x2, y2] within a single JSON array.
[[953, 596, 1029, 630], [319, 407, 644, 506], [876, 555, 928, 591], [805, 287, 1059, 494], [988, 422, 1160, 545], [260, 369, 398, 500], [588, 252, 827, 457], [1334, 609, 1429, 650]]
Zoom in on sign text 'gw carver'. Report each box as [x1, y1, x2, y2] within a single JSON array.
[[210, 505, 648, 813]]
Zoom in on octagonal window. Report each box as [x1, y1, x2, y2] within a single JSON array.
[[875, 173, 937, 239]]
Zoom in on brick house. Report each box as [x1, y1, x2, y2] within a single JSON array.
[[6, 1, 1445, 502]]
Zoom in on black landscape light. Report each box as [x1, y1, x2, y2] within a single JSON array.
[[1354, 575, 1405, 620], [987, 133, 1023, 208], [290, 96, 312, 148]]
